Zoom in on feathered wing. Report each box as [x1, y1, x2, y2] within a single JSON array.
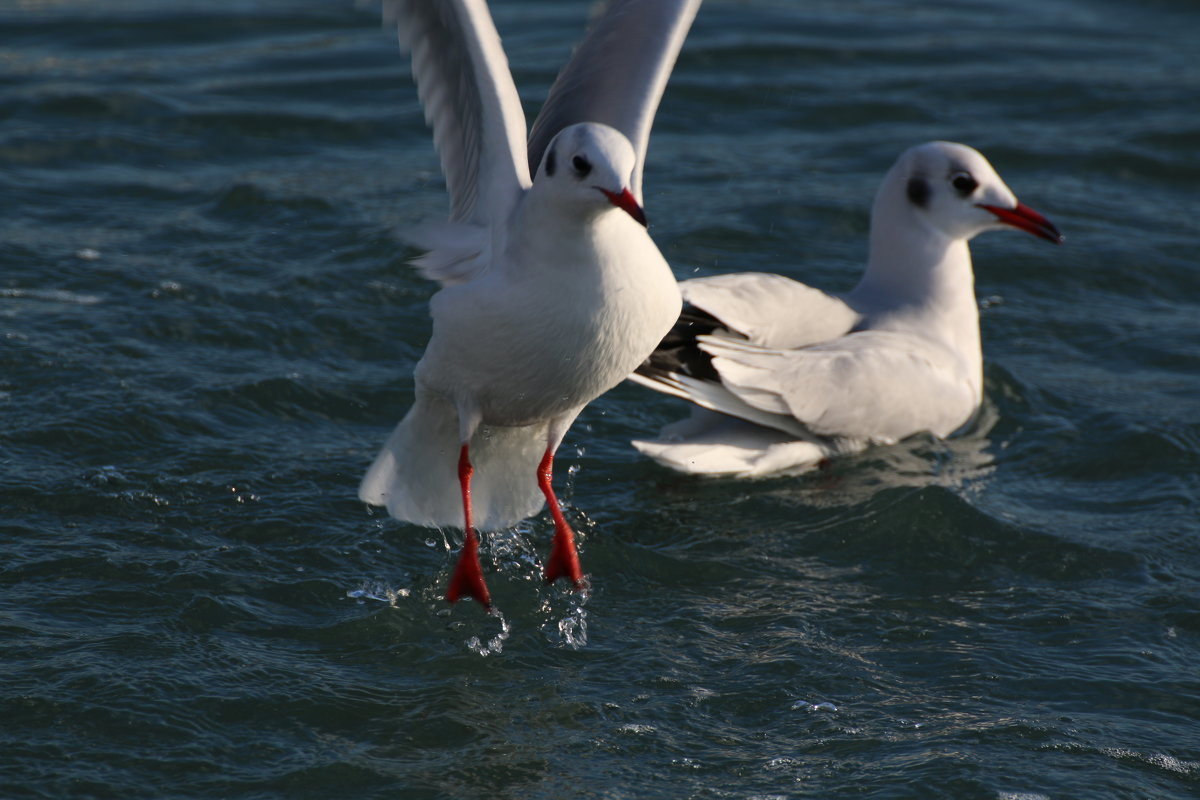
[[526, 0, 702, 203], [629, 271, 861, 434], [681, 272, 860, 349], [403, 220, 489, 287], [387, 0, 530, 223], [627, 369, 809, 438], [698, 331, 981, 443], [385, 0, 531, 285]]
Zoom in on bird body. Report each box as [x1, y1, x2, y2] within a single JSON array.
[[361, 0, 698, 605], [632, 141, 1061, 477], [362, 160, 680, 530], [426, 180, 679, 428]]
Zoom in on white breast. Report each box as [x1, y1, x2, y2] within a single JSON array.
[[418, 209, 680, 426]]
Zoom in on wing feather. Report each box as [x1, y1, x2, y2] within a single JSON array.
[[699, 331, 979, 442], [526, 0, 701, 203], [682, 272, 860, 349], [386, 0, 530, 226]]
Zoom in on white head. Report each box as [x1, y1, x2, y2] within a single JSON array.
[[533, 122, 647, 227], [875, 141, 1062, 245]]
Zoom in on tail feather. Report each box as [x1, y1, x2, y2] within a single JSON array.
[[359, 396, 546, 531], [631, 408, 829, 477]]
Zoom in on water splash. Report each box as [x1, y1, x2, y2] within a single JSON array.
[[539, 584, 590, 649], [556, 606, 588, 648], [347, 583, 410, 607], [792, 700, 838, 713], [424, 528, 452, 552], [227, 484, 260, 504], [488, 527, 539, 571], [465, 610, 511, 656]]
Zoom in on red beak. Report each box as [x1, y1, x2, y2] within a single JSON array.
[[978, 202, 1063, 244], [599, 187, 648, 227]]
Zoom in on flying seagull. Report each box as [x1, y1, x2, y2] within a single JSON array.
[[360, 0, 700, 607]]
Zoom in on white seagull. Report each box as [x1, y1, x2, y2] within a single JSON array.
[[360, 0, 699, 607], [630, 141, 1062, 477]]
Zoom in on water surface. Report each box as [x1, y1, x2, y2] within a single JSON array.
[[2, 1, 1198, 798]]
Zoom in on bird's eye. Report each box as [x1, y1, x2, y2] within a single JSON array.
[[572, 155, 592, 178], [951, 172, 978, 196]]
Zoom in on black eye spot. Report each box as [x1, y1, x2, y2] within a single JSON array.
[[572, 155, 591, 178], [907, 177, 930, 208], [951, 172, 978, 196], [544, 146, 556, 177]]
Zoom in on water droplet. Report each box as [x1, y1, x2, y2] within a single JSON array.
[[347, 582, 411, 605], [555, 607, 588, 648], [464, 612, 511, 656], [801, 701, 838, 713]]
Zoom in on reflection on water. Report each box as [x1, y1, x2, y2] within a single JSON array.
[[748, 398, 999, 511]]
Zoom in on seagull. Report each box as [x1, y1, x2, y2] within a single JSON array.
[[629, 141, 1062, 477], [359, 0, 699, 608]]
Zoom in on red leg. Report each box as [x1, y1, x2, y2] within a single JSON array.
[[538, 448, 584, 589], [446, 444, 491, 608]]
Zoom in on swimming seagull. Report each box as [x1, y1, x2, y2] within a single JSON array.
[[630, 141, 1062, 477], [359, 0, 698, 607]]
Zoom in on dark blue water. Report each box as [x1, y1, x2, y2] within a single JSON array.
[[3, 1, 1198, 798]]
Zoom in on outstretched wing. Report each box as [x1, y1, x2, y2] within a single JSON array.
[[386, 0, 530, 226], [526, 0, 701, 204]]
